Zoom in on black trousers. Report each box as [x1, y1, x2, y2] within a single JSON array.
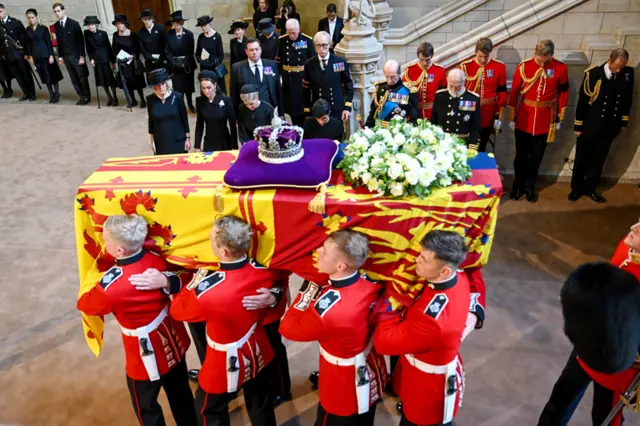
[[399, 416, 451, 426], [513, 130, 549, 191], [265, 319, 292, 399], [63, 54, 91, 97], [537, 350, 620, 426], [126, 359, 197, 426], [479, 126, 494, 152], [570, 130, 618, 194], [7, 59, 35, 96], [188, 321, 207, 365], [194, 363, 276, 426], [314, 403, 376, 426]]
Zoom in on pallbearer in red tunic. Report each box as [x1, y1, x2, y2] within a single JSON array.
[[170, 215, 278, 426], [374, 230, 470, 426], [280, 229, 388, 426], [459, 37, 507, 152], [402, 42, 447, 121], [507, 39, 569, 203], [76, 214, 197, 426]]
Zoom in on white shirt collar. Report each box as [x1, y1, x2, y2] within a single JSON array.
[[60, 16, 67, 25], [604, 62, 613, 80], [318, 52, 330, 65], [251, 58, 263, 67]]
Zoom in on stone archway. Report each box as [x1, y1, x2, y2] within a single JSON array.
[[94, 0, 176, 34]]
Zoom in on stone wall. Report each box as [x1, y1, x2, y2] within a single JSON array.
[[2, 0, 98, 26]]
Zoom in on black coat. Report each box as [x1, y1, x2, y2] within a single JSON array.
[[138, 24, 166, 68], [317, 16, 344, 48], [366, 80, 419, 128], [303, 54, 354, 120], [112, 31, 146, 90], [253, 0, 278, 19], [230, 37, 247, 67], [258, 32, 279, 61], [166, 29, 196, 95], [26, 25, 64, 85], [84, 29, 115, 64], [276, 32, 314, 118], [231, 59, 283, 114], [195, 93, 238, 151], [147, 91, 190, 155], [1, 16, 29, 61], [196, 31, 224, 69], [303, 116, 344, 141], [238, 101, 274, 142], [431, 89, 482, 147], [53, 17, 86, 58]]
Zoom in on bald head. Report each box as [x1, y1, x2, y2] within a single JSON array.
[[286, 18, 300, 40], [447, 68, 466, 97], [383, 60, 402, 86]]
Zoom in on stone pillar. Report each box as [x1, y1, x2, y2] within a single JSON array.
[[371, 0, 393, 42], [335, 19, 383, 136]]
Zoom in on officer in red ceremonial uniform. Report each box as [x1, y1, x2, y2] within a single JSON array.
[[76, 214, 197, 426], [538, 220, 640, 426], [508, 39, 569, 203], [459, 38, 507, 152], [169, 215, 278, 426], [374, 230, 471, 426], [280, 229, 388, 426], [402, 42, 447, 121]]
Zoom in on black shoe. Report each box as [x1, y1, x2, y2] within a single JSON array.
[[28, 94, 37, 101], [130, 99, 138, 108], [2, 89, 13, 98], [107, 97, 114, 107], [396, 401, 403, 414], [82, 97, 91, 105], [509, 188, 524, 201], [188, 368, 199, 383], [588, 192, 607, 203], [525, 189, 538, 203], [112, 97, 119, 107], [140, 98, 147, 109], [273, 392, 293, 408], [19, 95, 29, 101], [308, 371, 319, 388], [189, 105, 196, 113], [76, 98, 84, 105], [568, 190, 582, 202], [54, 92, 60, 103]]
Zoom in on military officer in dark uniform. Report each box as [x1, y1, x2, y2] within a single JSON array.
[[431, 68, 482, 150], [276, 18, 314, 127], [138, 9, 166, 72], [569, 48, 634, 203], [0, 4, 35, 100], [366, 60, 418, 128], [302, 31, 353, 121]]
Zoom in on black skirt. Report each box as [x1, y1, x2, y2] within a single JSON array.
[[33, 57, 63, 85], [170, 66, 195, 95], [0, 58, 12, 82], [93, 62, 116, 88], [117, 60, 146, 90]]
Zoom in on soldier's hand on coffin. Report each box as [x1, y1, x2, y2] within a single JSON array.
[[242, 287, 276, 310], [461, 312, 478, 342], [575, 131, 582, 137], [508, 121, 515, 131], [342, 110, 351, 121], [129, 268, 169, 291]]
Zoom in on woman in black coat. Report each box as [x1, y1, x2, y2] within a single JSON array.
[[83, 16, 118, 106], [194, 71, 237, 152], [24, 8, 63, 103], [146, 68, 191, 155], [228, 20, 248, 67], [195, 15, 226, 95], [111, 14, 147, 108], [165, 11, 196, 113]]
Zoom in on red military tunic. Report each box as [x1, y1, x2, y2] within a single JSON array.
[[374, 271, 470, 425], [170, 256, 278, 394], [280, 272, 388, 416], [460, 57, 508, 129], [77, 250, 191, 381], [402, 62, 447, 120], [508, 57, 569, 142]]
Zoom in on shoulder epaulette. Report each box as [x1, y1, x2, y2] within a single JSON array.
[[436, 88, 448, 93], [302, 33, 313, 39], [467, 90, 480, 98], [552, 57, 565, 65], [279, 34, 288, 39], [373, 79, 386, 86], [460, 58, 473, 65], [492, 58, 505, 65], [99, 266, 123, 290], [249, 258, 267, 269], [584, 64, 597, 73], [192, 271, 225, 298], [404, 82, 418, 93]]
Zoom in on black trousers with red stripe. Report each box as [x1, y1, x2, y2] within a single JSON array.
[[314, 403, 376, 426], [194, 363, 276, 426], [126, 359, 197, 426], [265, 319, 292, 399]]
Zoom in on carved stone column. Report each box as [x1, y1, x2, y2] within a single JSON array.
[[371, 0, 393, 41], [335, 20, 383, 136]]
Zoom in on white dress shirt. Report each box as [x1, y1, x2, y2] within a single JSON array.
[[328, 18, 336, 41], [59, 16, 67, 27], [318, 53, 330, 70], [251, 59, 264, 82], [604, 62, 613, 80]]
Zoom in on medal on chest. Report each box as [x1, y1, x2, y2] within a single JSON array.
[[333, 62, 345, 72], [294, 40, 307, 49], [459, 100, 476, 111], [487, 69, 493, 78], [427, 73, 434, 83], [546, 68, 554, 78]]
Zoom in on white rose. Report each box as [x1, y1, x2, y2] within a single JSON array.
[[370, 157, 384, 168], [406, 158, 421, 172], [388, 163, 404, 180], [394, 153, 411, 165], [369, 142, 385, 155], [405, 170, 419, 185], [367, 179, 380, 192], [394, 133, 407, 146], [417, 151, 436, 169], [389, 181, 404, 197], [363, 128, 374, 138], [377, 129, 392, 141], [361, 172, 373, 184]]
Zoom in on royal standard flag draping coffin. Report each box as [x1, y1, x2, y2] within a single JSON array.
[[75, 151, 501, 355]]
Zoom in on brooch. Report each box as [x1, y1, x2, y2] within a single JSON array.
[[219, 100, 225, 106]]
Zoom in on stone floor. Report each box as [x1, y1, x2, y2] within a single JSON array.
[[1, 84, 640, 426]]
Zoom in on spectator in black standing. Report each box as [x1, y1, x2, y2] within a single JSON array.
[[111, 14, 147, 108], [238, 83, 274, 143], [253, 0, 276, 37], [138, 9, 166, 72], [317, 4, 344, 51], [83, 15, 118, 106], [146, 68, 191, 155], [165, 10, 196, 113], [25, 8, 63, 103], [53, 2, 91, 105], [256, 18, 278, 61], [276, 0, 300, 35], [195, 15, 226, 95], [195, 71, 237, 152], [228, 20, 248, 67], [0, 4, 35, 101], [303, 99, 345, 140]]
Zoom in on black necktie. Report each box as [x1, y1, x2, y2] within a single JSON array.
[[322, 59, 327, 71]]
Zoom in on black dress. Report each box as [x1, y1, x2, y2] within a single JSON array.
[[112, 32, 146, 90], [165, 29, 196, 95], [303, 116, 345, 141], [138, 24, 166, 72], [25, 25, 63, 85], [238, 101, 274, 143], [147, 90, 190, 155], [195, 93, 238, 151], [258, 32, 279, 61], [84, 29, 116, 88], [230, 37, 247, 67], [195, 31, 226, 94]]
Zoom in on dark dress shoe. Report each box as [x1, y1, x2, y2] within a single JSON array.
[[82, 97, 91, 105], [308, 371, 319, 388], [29, 94, 37, 101], [107, 97, 114, 107], [130, 99, 138, 107], [188, 368, 200, 383], [112, 97, 119, 107], [396, 401, 403, 414], [589, 192, 607, 203], [19, 95, 29, 101], [272, 392, 293, 408], [525, 189, 538, 203], [2, 90, 13, 98], [568, 191, 582, 201], [76, 98, 84, 105], [509, 188, 524, 201], [140, 98, 147, 108]]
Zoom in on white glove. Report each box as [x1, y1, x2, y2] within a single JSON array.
[[508, 121, 516, 131], [461, 312, 478, 342], [493, 119, 502, 132], [555, 123, 561, 130]]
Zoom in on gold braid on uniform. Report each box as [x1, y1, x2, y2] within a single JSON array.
[[583, 69, 602, 105], [461, 61, 483, 94], [373, 87, 389, 121], [619, 353, 640, 413], [519, 65, 546, 95], [402, 67, 426, 89]]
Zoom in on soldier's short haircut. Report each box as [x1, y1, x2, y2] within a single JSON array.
[[214, 215, 253, 257], [421, 230, 468, 270], [104, 214, 148, 252], [52, 3, 65, 10], [246, 37, 261, 47], [327, 3, 337, 13], [328, 229, 369, 269], [535, 39, 555, 56], [610, 48, 629, 62], [315, 31, 331, 44], [0, 4, 5, 10], [475, 38, 493, 54], [417, 42, 434, 58]]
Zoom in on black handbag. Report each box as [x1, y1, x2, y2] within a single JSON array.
[[214, 62, 228, 80]]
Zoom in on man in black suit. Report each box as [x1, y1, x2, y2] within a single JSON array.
[[231, 37, 283, 117], [303, 98, 344, 140], [53, 2, 91, 105], [0, 4, 35, 100], [317, 4, 344, 51], [138, 10, 166, 72]]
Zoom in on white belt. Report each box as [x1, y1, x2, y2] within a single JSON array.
[[119, 305, 169, 382], [319, 339, 373, 414], [405, 354, 461, 423], [206, 323, 257, 393]]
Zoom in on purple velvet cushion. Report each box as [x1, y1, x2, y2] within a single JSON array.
[[224, 139, 339, 189]]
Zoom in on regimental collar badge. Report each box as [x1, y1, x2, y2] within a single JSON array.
[[463, 113, 471, 122]]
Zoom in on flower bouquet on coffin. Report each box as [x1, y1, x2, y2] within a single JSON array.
[[338, 118, 472, 198]]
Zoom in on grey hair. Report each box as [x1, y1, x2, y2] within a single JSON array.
[[214, 215, 253, 257], [421, 230, 468, 270], [286, 18, 299, 30], [610, 48, 629, 62], [535, 39, 555, 56], [314, 31, 331, 44], [447, 67, 466, 83], [328, 229, 369, 268], [104, 214, 148, 252]]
